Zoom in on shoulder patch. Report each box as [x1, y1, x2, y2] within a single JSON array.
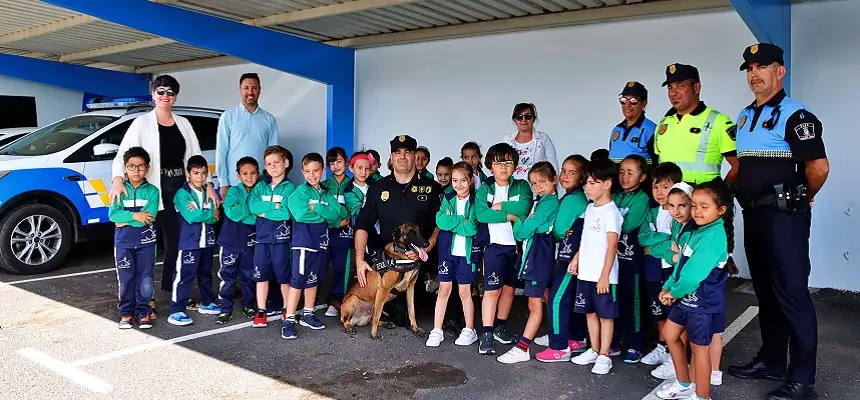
[[738, 115, 747, 129], [659, 124, 667, 135], [727, 125, 737, 141], [612, 130, 620, 141], [794, 123, 816, 141]]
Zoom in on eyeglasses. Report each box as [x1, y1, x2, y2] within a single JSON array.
[[155, 88, 176, 97], [492, 160, 515, 167], [619, 97, 641, 105], [513, 113, 535, 121], [126, 164, 148, 172]]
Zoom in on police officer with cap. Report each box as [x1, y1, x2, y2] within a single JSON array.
[[609, 81, 658, 164], [727, 43, 829, 400], [654, 63, 739, 184], [354, 134, 442, 298]]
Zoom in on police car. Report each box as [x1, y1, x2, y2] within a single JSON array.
[[0, 96, 222, 274]]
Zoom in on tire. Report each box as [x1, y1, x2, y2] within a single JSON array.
[[0, 203, 72, 274]]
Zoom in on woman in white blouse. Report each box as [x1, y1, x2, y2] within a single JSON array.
[[501, 103, 559, 181]]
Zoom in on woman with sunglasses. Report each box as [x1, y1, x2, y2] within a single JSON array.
[[109, 74, 219, 302], [608, 81, 657, 165], [502, 103, 558, 181]]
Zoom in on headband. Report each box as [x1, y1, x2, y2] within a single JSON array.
[[350, 152, 376, 167], [670, 182, 694, 199]]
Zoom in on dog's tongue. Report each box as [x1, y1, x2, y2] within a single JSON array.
[[411, 244, 429, 262]]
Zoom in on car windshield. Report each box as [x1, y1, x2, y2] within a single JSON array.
[[0, 115, 118, 156]]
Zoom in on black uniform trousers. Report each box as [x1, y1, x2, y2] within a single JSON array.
[[156, 176, 185, 293], [743, 206, 817, 385]]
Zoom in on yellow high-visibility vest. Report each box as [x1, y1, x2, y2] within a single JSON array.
[[654, 105, 736, 184]]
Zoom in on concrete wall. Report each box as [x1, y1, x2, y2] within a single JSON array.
[[0, 75, 84, 127]]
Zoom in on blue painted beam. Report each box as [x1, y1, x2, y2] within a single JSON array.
[[327, 66, 356, 158], [0, 53, 149, 97], [730, 0, 791, 92]]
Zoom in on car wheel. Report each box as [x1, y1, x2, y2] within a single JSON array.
[[0, 204, 72, 274]]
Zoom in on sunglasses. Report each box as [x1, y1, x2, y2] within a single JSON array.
[[514, 113, 535, 121], [619, 97, 641, 105], [155, 88, 176, 97]]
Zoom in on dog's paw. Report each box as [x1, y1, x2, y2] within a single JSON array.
[[371, 333, 384, 340], [344, 327, 356, 336], [381, 321, 396, 329], [411, 326, 426, 337]]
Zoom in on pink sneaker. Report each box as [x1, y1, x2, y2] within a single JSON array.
[[536, 347, 571, 363], [568, 340, 587, 353]]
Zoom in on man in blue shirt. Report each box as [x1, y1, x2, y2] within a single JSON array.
[[217, 73, 279, 199]]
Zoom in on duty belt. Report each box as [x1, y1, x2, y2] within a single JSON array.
[[742, 194, 778, 210], [161, 168, 185, 178]]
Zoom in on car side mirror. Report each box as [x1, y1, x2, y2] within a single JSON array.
[[92, 143, 119, 161]]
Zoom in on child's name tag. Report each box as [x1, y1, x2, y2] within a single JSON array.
[[682, 245, 693, 257]]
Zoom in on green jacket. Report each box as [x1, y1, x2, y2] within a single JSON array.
[[108, 180, 160, 227], [323, 175, 352, 222], [223, 184, 257, 225], [248, 178, 295, 221], [475, 178, 533, 224], [369, 172, 383, 182], [514, 194, 560, 242], [174, 185, 217, 225], [638, 203, 672, 260], [552, 188, 588, 242], [287, 182, 345, 226], [663, 219, 728, 300], [343, 181, 369, 218], [436, 192, 479, 263], [612, 188, 650, 233]]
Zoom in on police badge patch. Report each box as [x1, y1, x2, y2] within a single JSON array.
[[794, 123, 815, 141], [381, 191, 390, 201], [612, 130, 620, 141], [659, 124, 667, 135], [739, 115, 747, 129]]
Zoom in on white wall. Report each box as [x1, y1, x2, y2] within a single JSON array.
[[165, 63, 328, 182], [792, 0, 859, 290], [0, 75, 84, 127]]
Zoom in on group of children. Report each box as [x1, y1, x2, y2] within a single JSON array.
[[110, 137, 735, 400], [425, 142, 736, 400]]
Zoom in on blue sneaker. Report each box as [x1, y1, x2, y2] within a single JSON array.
[[300, 312, 326, 330], [281, 319, 297, 339], [168, 312, 193, 326], [198, 303, 221, 315], [623, 349, 643, 364]]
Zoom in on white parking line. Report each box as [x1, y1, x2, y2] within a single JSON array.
[[17, 347, 113, 393], [641, 306, 760, 400], [3, 255, 218, 285]]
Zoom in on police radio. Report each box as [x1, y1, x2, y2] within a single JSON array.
[[774, 183, 810, 211]]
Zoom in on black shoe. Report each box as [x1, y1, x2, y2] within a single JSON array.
[[478, 332, 495, 355], [241, 307, 256, 319], [493, 325, 516, 344], [215, 313, 233, 325], [728, 360, 785, 381], [766, 382, 818, 400]]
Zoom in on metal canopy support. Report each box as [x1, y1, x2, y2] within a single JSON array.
[[730, 0, 791, 93], [42, 0, 357, 156], [0, 53, 149, 97]]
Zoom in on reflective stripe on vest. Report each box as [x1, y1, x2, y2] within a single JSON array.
[[659, 110, 720, 174]]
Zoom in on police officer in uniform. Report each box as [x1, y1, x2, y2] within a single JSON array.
[[654, 64, 739, 184], [727, 43, 829, 400], [608, 81, 657, 164], [354, 135, 443, 321]]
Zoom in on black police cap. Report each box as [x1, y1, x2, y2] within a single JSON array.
[[739, 43, 784, 71], [390, 134, 417, 152], [620, 81, 648, 100], [662, 63, 700, 87]]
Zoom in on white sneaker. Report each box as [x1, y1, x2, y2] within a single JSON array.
[[571, 348, 599, 365], [324, 306, 339, 317], [497, 346, 530, 364], [710, 370, 723, 386], [656, 380, 695, 399], [425, 328, 444, 347], [534, 334, 549, 346], [591, 355, 612, 375], [455, 328, 478, 346], [313, 303, 328, 312], [651, 357, 677, 379], [642, 344, 670, 366]]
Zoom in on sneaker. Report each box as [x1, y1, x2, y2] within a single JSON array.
[[266, 309, 280, 316], [281, 319, 297, 339], [426, 328, 444, 347], [241, 307, 256, 319], [425, 279, 440, 294], [149, 299, 158, 319], [252, 310, 268, 328], [455, 328, 478, 346], [478, 332, 495, 355], [711, 370, 723, 386], [168, 312, 193, 326], [138, 314, 153, 329], [325, 306, 339, 317], [215, 313, 233, 325], [536, 347, 571, 362], [571, 348, 599, 365], [493, 325, 515, 344], [299, 313, 326, 330], [642, 344, 670, 366], [198, 303, 221, 315], [497, 346, 530, 364], [624, 349, 643, 364], [186, 300, 200, 311], [534, 334, 549, 347], [652, 357, 677, 380], [313, 303, 328, 312], [609, 347, 622, 357], [568, 339, 588, 353], [591, 355, 613, 375], [656, 380, 695, 399], [118, 316, 133, 329]]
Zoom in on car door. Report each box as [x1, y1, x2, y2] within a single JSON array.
[[178, 112, 221, 190]]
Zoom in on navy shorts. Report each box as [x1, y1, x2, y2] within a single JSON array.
[[253, 243, 291, 284], [523, 280, 548, 298], [482, 244, 519, 291], [438, 256, 476, 285], [668, 306, 725, 346], [573, 280, 619, 319], [291, 248, 325, 289]]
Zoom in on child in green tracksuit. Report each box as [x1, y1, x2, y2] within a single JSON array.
[[321, 147, 353, 317], [109, 146, 160, 330]]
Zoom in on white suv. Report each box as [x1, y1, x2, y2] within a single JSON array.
[[0, 98, 222, 274]]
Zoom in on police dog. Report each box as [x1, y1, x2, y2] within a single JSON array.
[[340, 222, 428, 339]]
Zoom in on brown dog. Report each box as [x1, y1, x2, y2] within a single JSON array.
[[340, 223, 428, 339]]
